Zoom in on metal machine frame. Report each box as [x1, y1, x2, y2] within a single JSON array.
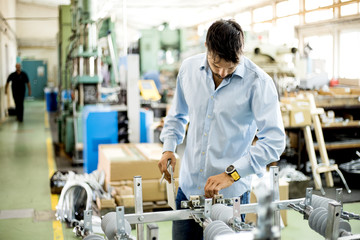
[[82, 166, 360, 240]]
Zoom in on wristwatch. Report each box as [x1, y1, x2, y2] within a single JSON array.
[[225, 165, 240, 182]]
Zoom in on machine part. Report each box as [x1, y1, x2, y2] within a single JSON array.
[[56, 180, 93, 223], [270, 166, 281, 229], [134, 176, 144, 240], [101, 212, 132, 240], [211, 204, 233, 223], [84, 210, 93, 235], [204, 199, 212, 219], [125, 200, 305, 225], [204, 220, 235, 240], [83, 234, 105, 240], [213, 194, 225, 205], [312, 195, 336, 210], [336, 188, 343, 206], [146, 223, 159, 240], [308, 206, 351, 238], [253, 182, 280, 240], [233, 197, 241, 219]]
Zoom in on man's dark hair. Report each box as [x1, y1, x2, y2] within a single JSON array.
[[206, 19, 244, 63]]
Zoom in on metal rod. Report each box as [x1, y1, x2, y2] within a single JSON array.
[[335, 168, 351, 194], [270, 166, 281, 228], [134, 176, 144, 240], [124, 199, 305, 224]]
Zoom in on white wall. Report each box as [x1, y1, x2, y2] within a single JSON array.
[[0, 0, 17, 120], [16, 2, 58, 85]]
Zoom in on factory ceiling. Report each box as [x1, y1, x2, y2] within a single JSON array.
[[17, 0, 275, 29]]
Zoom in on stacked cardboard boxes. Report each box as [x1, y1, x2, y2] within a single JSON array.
[[98, 143, 180, 206]]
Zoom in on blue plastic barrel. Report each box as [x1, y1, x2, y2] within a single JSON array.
[[44, 87, 58, 112]]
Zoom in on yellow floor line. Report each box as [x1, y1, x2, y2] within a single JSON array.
[[47, 136, 64, 240], [45, 111, 49, 129]]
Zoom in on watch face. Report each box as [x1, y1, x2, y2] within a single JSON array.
[[226, 165, 235, 172]]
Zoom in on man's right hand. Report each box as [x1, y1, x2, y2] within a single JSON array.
[[158, 151, 176, 183]]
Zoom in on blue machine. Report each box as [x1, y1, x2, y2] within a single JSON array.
[[82, 105, 118, 173], [140, 108, 154, 143]]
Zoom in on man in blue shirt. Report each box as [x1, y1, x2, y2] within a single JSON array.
[[159, 19, 285, 240]]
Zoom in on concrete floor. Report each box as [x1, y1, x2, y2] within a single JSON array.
[[0, 100, 359, 240]]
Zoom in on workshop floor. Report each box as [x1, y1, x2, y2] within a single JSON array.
[[0, 100, 359, 240]]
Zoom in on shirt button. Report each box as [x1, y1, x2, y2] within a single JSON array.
[[204, 133, 207, 136], [207, 115, 211, 118], [211, 96, 214, 99], [200, 169, 203, 172], [202, 152, 205, 155], [198, 187, 201, 190]]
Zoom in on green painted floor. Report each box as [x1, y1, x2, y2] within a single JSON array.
[[0, 100, 359, 240]]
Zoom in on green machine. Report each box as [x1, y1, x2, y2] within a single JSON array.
[[58, 0, 103, 162], [139, 23, 186, 76]]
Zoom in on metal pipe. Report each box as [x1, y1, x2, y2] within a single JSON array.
[[134, 176, 144, 240], [123, 199, 305, 225]]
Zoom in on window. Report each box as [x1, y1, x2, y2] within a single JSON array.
[[305, 9, 333, 23], [339, 30, 360, 79], [253, 22, 273, 33], [304, 35, 333, 78], [253, 5, 273, 22], [235, 12, 251, 26], [272, 16, 299, 44], [305, 0, 333, 10], [277, 0, 299, 17], [235, 11, 251, 31], [340, 3, 358, 16]]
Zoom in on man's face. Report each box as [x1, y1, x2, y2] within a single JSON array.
[[15, 64, 21, 72], [207, 52, 237, 81]]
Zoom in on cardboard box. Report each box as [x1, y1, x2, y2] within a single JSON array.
[[288, 178, 311, 199], [115, 195, 135, 207], [281, 110, 290, 127], [109, 178, 179, 202], [98, 143, 180, 182], [290, 100, 311, 127], [339, 78, 360, 87], [245, 180, 289, 226], [96, 197, 116, 210]]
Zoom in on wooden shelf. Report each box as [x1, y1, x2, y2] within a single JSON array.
[[322, 120, 360, 128], [314, 140, 360, 150], [315, 96, 360, 108]]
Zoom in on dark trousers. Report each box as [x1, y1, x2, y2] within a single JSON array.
[[172, 187, 250, 240], [13, 92, 25, 122]]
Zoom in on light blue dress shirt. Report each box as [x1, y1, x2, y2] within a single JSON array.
[[160, 53, 286, 199]]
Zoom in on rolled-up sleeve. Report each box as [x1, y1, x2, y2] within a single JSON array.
[[233, 74, 286, 178]]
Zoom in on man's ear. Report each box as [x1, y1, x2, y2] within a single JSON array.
[[204, 42, 207, 48]]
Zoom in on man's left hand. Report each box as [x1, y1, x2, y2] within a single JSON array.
[[204, 172, 234, 198]]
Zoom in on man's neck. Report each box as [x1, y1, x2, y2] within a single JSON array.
[[213, 74, 223, 89]]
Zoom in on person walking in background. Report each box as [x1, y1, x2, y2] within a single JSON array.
[[5, 63, 32, 123]]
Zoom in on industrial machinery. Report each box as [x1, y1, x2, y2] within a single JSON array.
[[57, 1, 139, 165], [79, 167, 360, 240]]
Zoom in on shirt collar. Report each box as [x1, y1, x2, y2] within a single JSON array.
[[199, 53, 245, 79]]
